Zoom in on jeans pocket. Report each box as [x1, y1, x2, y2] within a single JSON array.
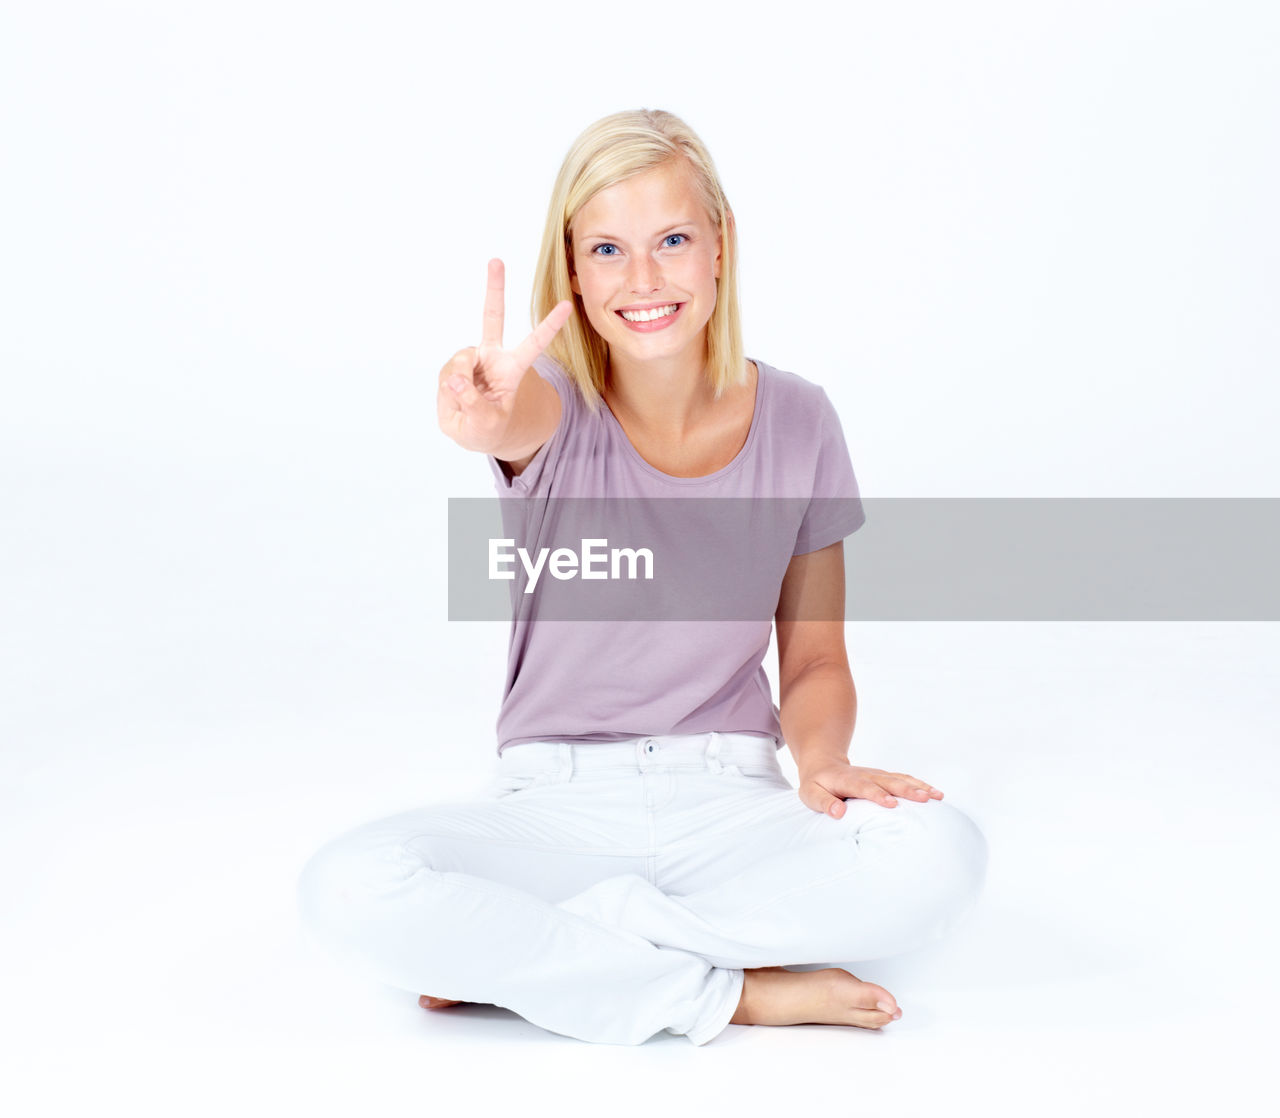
[[712, 762, 793, 790], [704, 761, 746, 780], [490, 772, 547, 799]]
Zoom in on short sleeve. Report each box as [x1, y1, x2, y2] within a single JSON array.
[[792, 388, 866, 556], [486, 358, 577, 497]]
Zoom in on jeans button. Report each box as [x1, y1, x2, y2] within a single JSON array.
[[646, 743, 654, 753]]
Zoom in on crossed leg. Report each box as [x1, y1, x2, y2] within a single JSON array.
[[397, 776, 984, 1039]]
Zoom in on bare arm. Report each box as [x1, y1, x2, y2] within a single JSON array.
[[490, 369, 562, 476], [775, 541, 856, 775], [775, 540, 943, 817]]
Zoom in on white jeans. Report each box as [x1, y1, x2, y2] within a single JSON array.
[[295, 731, 988, 1046]]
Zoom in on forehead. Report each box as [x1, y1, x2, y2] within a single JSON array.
[[572, 160, 712, 238]]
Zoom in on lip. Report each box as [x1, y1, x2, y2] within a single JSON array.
[[614, 302, 685, 333]]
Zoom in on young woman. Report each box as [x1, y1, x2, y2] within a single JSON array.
[[297, 109, 987, 1046]]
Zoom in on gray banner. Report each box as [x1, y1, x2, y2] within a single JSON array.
[[447, 498, 1280, 621]]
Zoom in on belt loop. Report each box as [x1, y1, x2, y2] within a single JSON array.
[[558, 742, 574, 784], [706, 730, 725, 774]]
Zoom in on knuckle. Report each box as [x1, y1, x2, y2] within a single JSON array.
[[441, 350, 473, 379]]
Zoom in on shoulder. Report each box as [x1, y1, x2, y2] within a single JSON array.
[[532, 352, 573, 393], [532, 353, 596, 420], [754, 358, 844, 430]]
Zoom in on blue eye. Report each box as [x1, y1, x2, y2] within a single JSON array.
[[664, 234, 687, 247], [592, 243, 619, 256]]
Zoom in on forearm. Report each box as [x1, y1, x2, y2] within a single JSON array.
[[779, 660, 857, 775], [487, 369, 557, 461]]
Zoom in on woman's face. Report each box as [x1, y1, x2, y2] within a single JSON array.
[[569, 159, 722, 374]]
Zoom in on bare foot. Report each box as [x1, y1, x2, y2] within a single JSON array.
[[729, 966, 903, 1029], [418, 995, 467, 1010]]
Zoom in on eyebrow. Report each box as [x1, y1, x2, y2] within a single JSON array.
[[576, 222, 697, 243]]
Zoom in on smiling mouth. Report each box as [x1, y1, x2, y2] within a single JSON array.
[[617, 303, 682, 323]]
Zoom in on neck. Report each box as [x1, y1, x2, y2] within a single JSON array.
[[604, 348, 715, 438]]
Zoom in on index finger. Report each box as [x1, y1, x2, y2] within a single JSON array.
[[481, 258, 505, 347], [510, 299, 574, 371]]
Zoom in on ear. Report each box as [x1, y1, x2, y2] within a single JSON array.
[[570, 270, 581, 296]]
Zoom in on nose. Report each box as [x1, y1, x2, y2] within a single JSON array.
[[628, 252, 663, 295]]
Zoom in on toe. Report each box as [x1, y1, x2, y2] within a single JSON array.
[[863, 985, 898, 1016], [849, 1007, 893, 1029], [855, 984, 902, 1021]]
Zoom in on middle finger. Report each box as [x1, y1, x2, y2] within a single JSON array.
[[481, 258, 505, 347], [891, 773, 941, 799]]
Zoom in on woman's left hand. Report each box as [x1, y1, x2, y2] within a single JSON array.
[[798, 761, 943, 819]]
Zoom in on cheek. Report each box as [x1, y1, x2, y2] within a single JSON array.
[[684, 250, 720, 289], [578, 274, 609, 309], [588, 304, 613, 332], [576, 275, 616, 330]]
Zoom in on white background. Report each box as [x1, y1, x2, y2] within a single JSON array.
[[2, 2, 1277, 1115]]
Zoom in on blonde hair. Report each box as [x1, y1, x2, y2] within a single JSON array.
[[531, 109, 745, 412]]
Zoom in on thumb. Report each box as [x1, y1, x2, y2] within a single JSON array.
[[447, 369, 485, 410], [804, 780, 847, 818]]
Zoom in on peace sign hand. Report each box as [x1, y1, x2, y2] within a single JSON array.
[[437, 259, 574, 453]]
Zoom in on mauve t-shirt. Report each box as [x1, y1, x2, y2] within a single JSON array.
[[485, 355, 865, 755]]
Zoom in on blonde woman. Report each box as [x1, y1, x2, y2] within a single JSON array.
[[297, 109, 987, 1046]]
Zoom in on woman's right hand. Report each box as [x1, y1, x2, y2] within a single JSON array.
[[437, 258, 574, 453]]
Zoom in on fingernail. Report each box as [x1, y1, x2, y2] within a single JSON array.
[[448, 374, 466, 392], [876, 1001, 894, 1014]]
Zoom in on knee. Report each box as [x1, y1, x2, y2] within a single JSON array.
[[295, 823, 413, 944], [295, 837, 356, 945], [927, 798, 986, 871], [868, 797, 989, 902], [916, 799, 987, 911]]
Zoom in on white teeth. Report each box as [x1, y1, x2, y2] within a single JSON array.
[[619, 304, 679, 322]]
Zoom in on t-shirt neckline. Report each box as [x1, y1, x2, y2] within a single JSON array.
[[599, 358, 768, 485]]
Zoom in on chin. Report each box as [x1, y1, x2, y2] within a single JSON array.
[[600, 318, 711, 363], [612, 336, 695, 364]]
